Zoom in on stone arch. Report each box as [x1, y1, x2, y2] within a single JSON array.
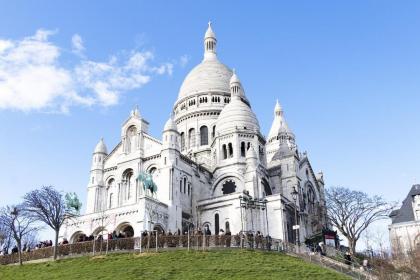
[[212, 174, 243, 196], [153, 224, 165, 234], [115, 222, 135, 238], [92, 226, 107, 237], [70, 231, 87, 244], [125, 125, 138, 153], [106, 177, 116, 209], [122, 168, 134, 200]]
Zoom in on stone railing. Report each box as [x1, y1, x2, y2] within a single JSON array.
[[0, 235, 281, 265]]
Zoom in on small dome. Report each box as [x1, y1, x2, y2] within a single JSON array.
[[164, 116, 177, 132], [94, 138, 107, 154], [178, 59, 232, 100], [246, 145, 258, 159], [230, 69, 240, 85], [216, 97, 260, 134]]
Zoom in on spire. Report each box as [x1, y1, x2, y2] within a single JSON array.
[[131, 105, 140, 118], [274, 99, 282, 116], [204, 21, 217, 60], [229, 69, 244, 99], [267, 99, 295, 144]]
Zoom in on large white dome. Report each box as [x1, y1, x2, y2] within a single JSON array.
[[177, 59, 232, 100], [216, 96, 260, 134]]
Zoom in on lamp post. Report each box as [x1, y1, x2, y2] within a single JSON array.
[[291, 186, 299, 249]]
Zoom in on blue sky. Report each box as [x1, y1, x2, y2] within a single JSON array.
[[1, 1, 420, 247]]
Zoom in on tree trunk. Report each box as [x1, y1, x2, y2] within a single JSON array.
[[54, 230, 59, 260], [349, 238, 357, 256], [17, 240, 22, 266]]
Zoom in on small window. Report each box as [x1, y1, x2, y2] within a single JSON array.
[[240, 142, 246, 157], [200, 126, 209, 146], [228, 143, 233, 158]]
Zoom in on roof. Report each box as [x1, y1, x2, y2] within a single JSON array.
[[216, 95, 260, 134], [163, 116, 177, 132], [390, 184, 420, 224], [94, 138, 108, 154], [177, 59, 232, 100]]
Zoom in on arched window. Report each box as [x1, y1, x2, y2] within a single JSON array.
[[228, 143, 233, 158], [180, 132, 185, 151], [215, 213, 220, 235], [222, 180, 236, 195], [179, 179, 182, 193], [225, 221, 230, 233], [188, 128, 195, 148], [240, 142, 246, 157], [107, 178, 115, 209], [123, 169, 134, 200], [183, 177, 187, 194], [247, 142, 251, 150], [222, 144, 227, 159], [200, 126, 208, 146], [212, 125, 216, 139], [126, 125, 137, 153]]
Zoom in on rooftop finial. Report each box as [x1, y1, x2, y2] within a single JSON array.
[[274, 99, 282, 116], [204, 21, 217, 60]]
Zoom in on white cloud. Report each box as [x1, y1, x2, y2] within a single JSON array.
[[71, 34, 85, 56], [179, 54, 190, 67], [0, 30, 174, 112]]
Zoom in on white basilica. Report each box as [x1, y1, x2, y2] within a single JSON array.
[[61, 23, 327, 244]]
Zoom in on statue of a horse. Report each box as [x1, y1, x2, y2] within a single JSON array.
[[137, 172, 157, 194], [65, 192, 82, 214]]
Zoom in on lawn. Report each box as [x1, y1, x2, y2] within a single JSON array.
[[0, 250, 350, 280]]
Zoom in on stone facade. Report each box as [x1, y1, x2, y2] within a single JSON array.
[[389, 184, 420, 257], [60, 23, 327, 244]]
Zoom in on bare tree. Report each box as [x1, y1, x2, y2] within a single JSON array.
[[0, 205, 38, 265], [326, 186, 395, 255], [23, 186, 79, 260]]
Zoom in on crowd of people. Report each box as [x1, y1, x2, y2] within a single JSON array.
[[0, 240, 55, 256]]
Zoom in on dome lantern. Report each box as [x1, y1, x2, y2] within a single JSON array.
[[204, 21, 217, 60], [229, 69, 244, 98]]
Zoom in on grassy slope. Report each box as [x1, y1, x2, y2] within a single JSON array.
[[0, 250, 350, 280]]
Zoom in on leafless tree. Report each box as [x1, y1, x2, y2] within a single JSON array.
[[23, 186, 77, 260], [326, 186, 395, 255], [0, 205, 38, 265]]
